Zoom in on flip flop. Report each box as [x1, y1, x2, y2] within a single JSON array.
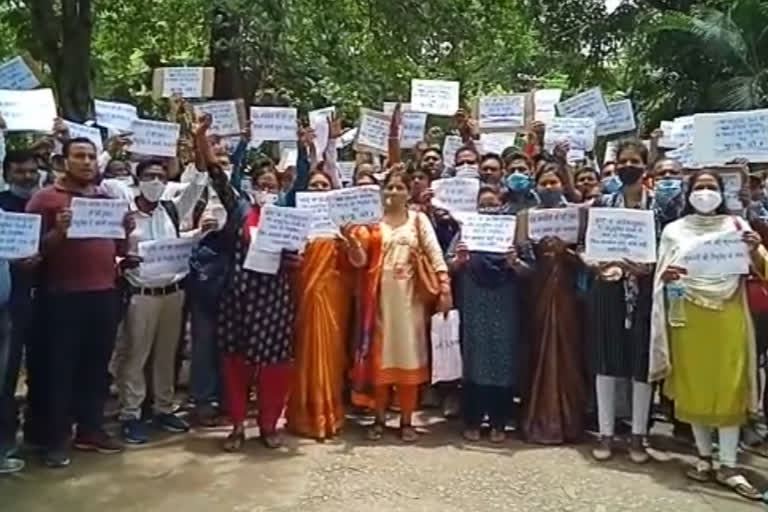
[[715, 469, 762, 501], [685, 458, 713, 483]]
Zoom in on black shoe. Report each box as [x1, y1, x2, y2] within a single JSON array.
[[154, 413, 190, 433], [44, 448, 72, 468]]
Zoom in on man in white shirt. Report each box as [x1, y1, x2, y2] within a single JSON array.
[[116, 159, 208, 443]]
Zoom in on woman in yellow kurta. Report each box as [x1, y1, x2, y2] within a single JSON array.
[[286, 171, 367, 440], [358, 169, 451, 443], [650, 170, 766, 501]]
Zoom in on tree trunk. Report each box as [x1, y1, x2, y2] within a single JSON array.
[[209, 2, 245, 101]]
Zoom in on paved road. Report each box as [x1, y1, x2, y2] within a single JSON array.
[[2, 413, 765, 512]]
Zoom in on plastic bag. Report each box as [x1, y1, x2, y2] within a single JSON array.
[[430, 309, 462, 384]]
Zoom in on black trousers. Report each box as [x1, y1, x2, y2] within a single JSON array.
[[45, 289, 119, 449], [463, 382, 511, 430]]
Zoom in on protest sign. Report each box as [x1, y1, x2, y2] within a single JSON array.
[[460, 213, 517, 253], [679, 230, 749, 277], [693, 109, 768, 164], [337, 161, 356, 185], [296, 191, 338, 238], [129, 119, 180, 157], [138, 237, 198, 277], [152, 67, 214, 98], [534, 89, 562, 122], [0, 56, 40, 90], [478, 94, 525, 130], [94, 99, 138, 133], [596, 100, 636, 136], [401, 112, 428, 149], [604, 140, 618, 164], [410, 79, 460, 116], [555, 87, 608, 120], [339, 127, 358, 148], [442, 135, 464, 167], [0, 88, 56, 132], [0, 211, 41, 259], [329, 185, 382, 225], [432, 177, 480, 213], [544, 117, 596, 151], [68, 198, 129, 239], [383, 102, 412, 114], [671, 115, 694, 148], [658, 120, 676, 148], [478, 132, 517, 156], [354, 109, 390, 155], [243, 228, 281, 275], [527, 207, 580, 244], [667, 144, 699, 168], [255, 206, 313, 253], [193, 100, 245, 136], [277, 147, 298, 171], [309, 106, 336, 156], [250, 107, 298, 141], [585, 208, 657, 263], [64, 121, 104, 154], [567, 149, 586, 163]]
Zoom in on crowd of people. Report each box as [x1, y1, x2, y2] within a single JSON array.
[[0, 99, 767, 503]]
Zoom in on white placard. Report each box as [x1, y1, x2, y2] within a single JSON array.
[[478, 95, 525, 130], [0, 88, 56, 132], [679, 230, 749, 276], [67, 198, 129, 239], [194, 101, 241, 136], [161, 67, 205, 98], [555, 87, 608, 120], [138, 237, 198, 276], [383, 102, 412, 114], [534, 89, 562, 122], [0, 56, 40, 90], [432, 177, 480, 213], [339, 127, 358, 148], [410, 79, 460, 116], [666, 144, 698, 168], [585, 208, 657, 263], [596, 100, 636, 136], [604, 140, 618, 163], [309, 106, 336, 156], [64, 121, 103, 154], [94, 100, 138, 133], [528, 207, 580, 244], [401, 112, 428, 149], [460, 213, 517, 253], [338, 161, 356, 185], [329, 185, 382, 225], [544, 117, 596, 151], [567, 148, 586, 163], [243, 228, 281, 275], [721, 171, 745, 212], [478, 132, 517, 156], [356, 109, 390, 154], [296, 191, 338, 238], [671, 115, 694, 148], [256, 205, 312, 253], [443, 135, 464, 166], [658, 120, 676, 148], [693, 109, 768, 164], [0, 211, 41, 259], [129, 119, 180, 157], [277, 148, 298, 171], [250, 107, 297, 142]]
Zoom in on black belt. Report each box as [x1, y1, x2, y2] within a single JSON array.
[[130, 281, 184, 297]]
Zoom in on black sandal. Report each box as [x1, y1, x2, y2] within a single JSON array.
[[367, 422, 385, 441], [261, 432, 283, 449], [685, 457, 713, 482], [223, 430, 245, 452], [400, 425, 418, 443]]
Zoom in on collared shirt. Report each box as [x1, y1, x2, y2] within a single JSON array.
[[124, 170, 207, 288]]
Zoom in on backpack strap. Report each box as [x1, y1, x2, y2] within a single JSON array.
[[160, 200, 181, 237]]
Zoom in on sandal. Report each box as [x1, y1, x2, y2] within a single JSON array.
[[591, 436, 613, 461], [463, 428, 481, 442], [366, 422, 384, 441], [261, 432, 283, 449], [715, 467, 762, 501], [222, 430, 245, 452], [489, 428, 506, 444], [629, 434, 650, 464], [400, 425, 418, 443], [685, 457, 713, 482]]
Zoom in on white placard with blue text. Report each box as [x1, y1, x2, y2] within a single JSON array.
[[161, 67, 205, 98], [410, 79, 460, 116], [193, 101, 241, 136], [0, 88, 56, 132], [138, 237, 199, 277], [64, 121, 104, 154], [596, 100, 636, 136], [478, 95, 525, 130], [679, 230, 749, 276], [534, 89, 562, 122], [250, 107, 298, 142], [68, 198, 129, 239], [528, 207, 580, 244], [432, 177, 480, 214], [0, 211, 41, 259], [460, 213, 517, 253], [329, 185, 382, 226], [585, 208, 656, 263], [693, 109, 768, 164], [544, 117, 596, 151], [296, 191, 338, 238], [555, 88, 608, 120], [355, 109, 390, 154], [94, 100, 138, 133], [129, 119, 180, 157], [255, 205, 313, 253], [0, 56, 39, 90]]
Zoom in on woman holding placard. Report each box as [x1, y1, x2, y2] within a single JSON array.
[[520, 163, 586, 444], [353, 169, 450, 443], [448, 186, 529, 443], [286, 170, 370, 440], [650, 170, 766, 501], [585, 140, 655, 464]]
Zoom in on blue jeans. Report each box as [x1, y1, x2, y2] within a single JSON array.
[[0, 307, 12, 455], [189, 295, 219, 406]]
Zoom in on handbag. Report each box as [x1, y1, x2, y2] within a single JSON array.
[[411, 212, 440, 305]]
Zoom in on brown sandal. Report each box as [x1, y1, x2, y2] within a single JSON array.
[[715, 467, 762, 501]]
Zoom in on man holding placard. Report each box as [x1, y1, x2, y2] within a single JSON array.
[[26, 138, 136, 468]]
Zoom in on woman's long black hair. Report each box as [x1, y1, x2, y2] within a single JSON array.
[[681, 170, 729, 216]]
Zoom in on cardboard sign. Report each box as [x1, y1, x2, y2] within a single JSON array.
[[152, 67, 214, 98], [410, 79, 460, 116], [243, 228, 281, 275], [0, 88, 56, 132], [296, 191, 338, 238], [442, 135, 464, 167], [478, 132, 517, 156], [585, 208, 657, 263]]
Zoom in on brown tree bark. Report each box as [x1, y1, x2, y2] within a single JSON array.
[[209, 1, 245, 101]]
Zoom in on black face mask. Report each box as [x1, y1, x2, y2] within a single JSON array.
[[618, 165, 645, 186]]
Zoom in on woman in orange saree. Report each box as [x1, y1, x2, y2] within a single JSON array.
[[286, 171, 368, 440]]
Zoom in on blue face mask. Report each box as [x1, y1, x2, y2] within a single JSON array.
[[654, 178, 682, 206], [600, 175, 622, 194], [505, 172, 532, 193], [537, 188, 564, 207]]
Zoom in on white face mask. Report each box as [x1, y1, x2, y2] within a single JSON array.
[[139, 179, 166, 203], [689, 189, 723, 214], [115, 175, 134, 184], [254, 190, 278, 206], [454, 164, 479, 178]]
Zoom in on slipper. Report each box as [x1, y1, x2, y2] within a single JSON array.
[[222, 431, 245, 452], [685, 458, 713, 483], [715, 469, 762, 501], [366, 422, 384, 441], [400, 425, 418, 443]]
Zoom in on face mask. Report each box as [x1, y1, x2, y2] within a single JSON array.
[[618, 165, 645, 186], [505, 172, 532, 193], [455, 164, 479, 179], [654, 178, 682, 206], [537, 188, 564, 207], [689, 189, 723, 214], [138, 179, 166, 203], [115, 175, 134, 184], [255, 191, 278, 207], [9, 184, 38, 199], [601, 175, 622, 194]]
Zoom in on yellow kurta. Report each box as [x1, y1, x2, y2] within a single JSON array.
[[664, 288, 749, 427], [376, 211, 447, 386]]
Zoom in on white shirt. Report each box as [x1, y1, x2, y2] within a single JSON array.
[[125, 169, 208, 288]]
